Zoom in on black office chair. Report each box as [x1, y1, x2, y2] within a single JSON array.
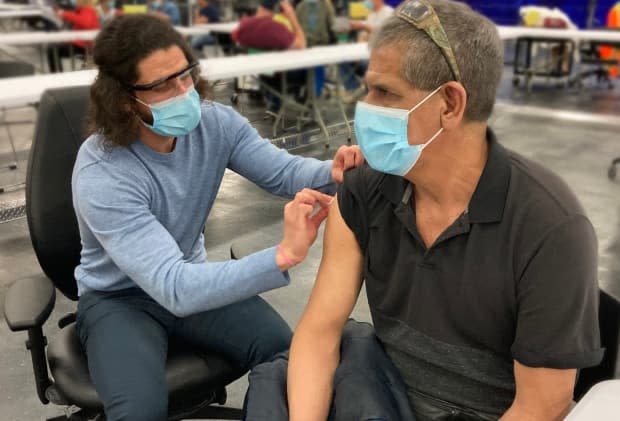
[[573, 289, 620, 400], [3, 86, 245, 421]]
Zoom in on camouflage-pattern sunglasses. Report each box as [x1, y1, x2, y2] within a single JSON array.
[[396, 0, 461, 82]]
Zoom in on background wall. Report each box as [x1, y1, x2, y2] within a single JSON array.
[[382, 1, 618, 28], [461, 0, 617, 28]]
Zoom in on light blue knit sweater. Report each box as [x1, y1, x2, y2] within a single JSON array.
[[72, 101, 334, 317]]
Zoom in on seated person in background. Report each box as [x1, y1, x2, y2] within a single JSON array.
[[148, 0, 180, 25], [191, 0, 220, 57], [244, 1, 603, 420], [295, 0, 336, 47], [339, 0, 393, 101], [233, 0, 307, 111], [48, 0, 100, 73], [350, 0, 393, 41], [233, 0, 306, 50], [97, 0, 121, 23], [74, 14, 363, 421], [195, 0, 220, 24]]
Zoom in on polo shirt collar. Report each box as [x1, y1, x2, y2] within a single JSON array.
[[378, 128, 511, 224]]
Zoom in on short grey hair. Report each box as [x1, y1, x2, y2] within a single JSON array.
[[369, 0, 503, 122]]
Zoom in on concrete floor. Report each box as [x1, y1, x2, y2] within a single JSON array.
[[0, 66, 619, 420]]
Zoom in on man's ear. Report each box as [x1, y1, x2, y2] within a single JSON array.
[[439, 81, 467, 130]]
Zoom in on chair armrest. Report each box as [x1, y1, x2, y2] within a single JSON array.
[[230, 242, 259, 260], [4, 274, 56, 332]]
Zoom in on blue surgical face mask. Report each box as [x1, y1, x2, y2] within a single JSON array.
[[364, 0, 374, 11], [354, 86, 443, 176], [135, 88, 202, 137]]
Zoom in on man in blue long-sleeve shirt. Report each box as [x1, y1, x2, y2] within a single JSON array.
[[149, 0, 181, 25], [73, 14, 363, 421]]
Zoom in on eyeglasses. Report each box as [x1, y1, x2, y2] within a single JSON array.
[[396, 0, 461, 82], [132, 62, 199, 95]]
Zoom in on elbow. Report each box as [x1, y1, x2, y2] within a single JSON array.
[[163, 294, 194, 317], [167, 302, 191, 318], [290, 37, 306, 50]]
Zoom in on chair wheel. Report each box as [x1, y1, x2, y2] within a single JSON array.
[[215, 388, 227, 405], [512, 77, 520, 87], [609, 166, 617, 180]]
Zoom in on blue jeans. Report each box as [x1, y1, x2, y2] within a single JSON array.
[[243, 320, 415, 421], [76, 287, 292, 421], [192, 33, 216, 53]]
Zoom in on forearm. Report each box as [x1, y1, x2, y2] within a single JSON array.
[[127, 246, 289, 317], [81, 201, 289, 316], [287, 14, 307, 49], [500, 402, 571, 421], [503, 362, 576, 421], [288, 326, 340, 421]]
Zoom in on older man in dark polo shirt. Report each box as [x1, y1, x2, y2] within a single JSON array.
[[244, 0, 604, 420]]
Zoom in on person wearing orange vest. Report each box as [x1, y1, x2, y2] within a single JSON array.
[[599, 2, 620, 78], [48, 0, 100, 73]]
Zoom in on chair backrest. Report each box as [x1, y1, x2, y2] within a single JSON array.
[[26, 86, 90, 301], [574, 289, 620, 400], [0, 61, 35, 79]]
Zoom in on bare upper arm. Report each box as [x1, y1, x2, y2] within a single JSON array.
[[501, 360, 576, 421], [296, 194, 364, 334]]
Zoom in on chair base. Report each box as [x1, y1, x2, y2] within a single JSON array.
[[45, 403, 244, 421], [47, 408, 101, 421], [609, 157, 620, 180]]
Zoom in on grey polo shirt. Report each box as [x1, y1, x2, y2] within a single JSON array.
[[338, 129, 604, 418]]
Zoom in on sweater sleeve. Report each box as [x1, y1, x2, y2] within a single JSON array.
[[74, 164, 290, 317], [220, 105, 337, 196], [61, 7, 99, 30]]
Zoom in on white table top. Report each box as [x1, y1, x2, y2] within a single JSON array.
[[0, 22, 237, 45], [2, 25, 620, 107], [565, 380, 620, 420], [204, 42, 367, 80], [0, 42, 368, 107], [182, 22, 237, 35], [0, 2, 41, 10], [0, 9, 42, 18], [497, 25, 620, 43], [0, 29, 98, 44], [3, 24, 616, 47]]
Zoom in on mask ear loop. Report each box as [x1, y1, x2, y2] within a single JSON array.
[[420, 127, 443, 150], [132, 96, 157, 129], [134, 96, 149, 108], [406, 85, 443, 115], [407, 85, 445, 151]]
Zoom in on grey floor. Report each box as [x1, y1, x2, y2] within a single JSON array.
[[0, 62, 619, 420]]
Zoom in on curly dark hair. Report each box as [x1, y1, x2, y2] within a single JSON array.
[[87, 14, 212, 148]]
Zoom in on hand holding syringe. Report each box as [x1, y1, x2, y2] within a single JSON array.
[[276, 188, 334, 272]]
